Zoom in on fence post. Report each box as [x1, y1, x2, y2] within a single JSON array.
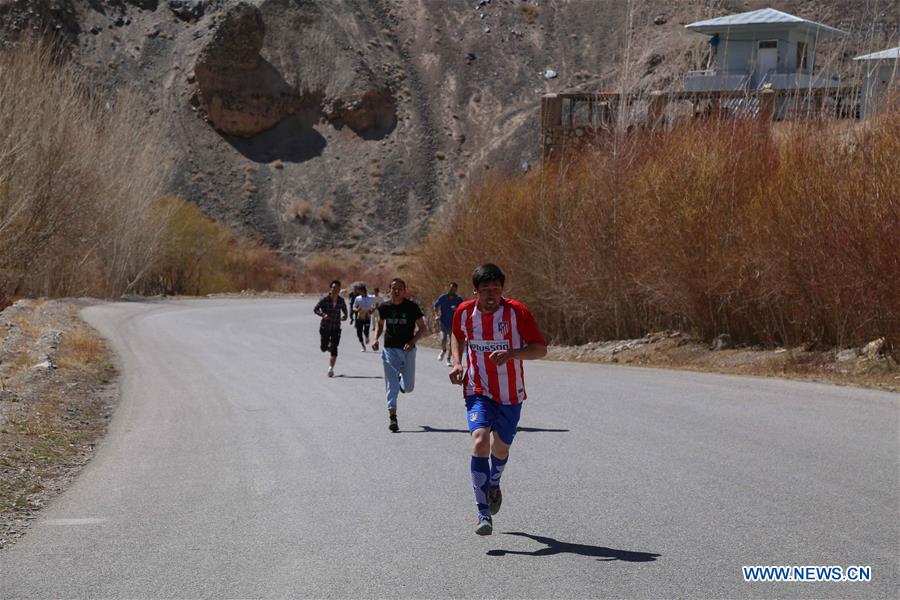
[[648, 91, 667, 129], [541, 94, 563, 159], [759, 89, 777, 122]]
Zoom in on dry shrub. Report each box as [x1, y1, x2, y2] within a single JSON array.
[[152, 196, 301, 295], [299, 253, 394, 294], [286, 200, 312, 222], [0, 38, 171, 306], [153, 196, 233, 295], [315, 201, 335, 223], [226, 238, 301, 292], [415, 114, 900, 349], [57, 327, 108, 373], [520, 4, 539, 25]]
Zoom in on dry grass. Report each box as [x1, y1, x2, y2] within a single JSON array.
[[520, 4, 539, 25], [8, 350, 32, 376], [0, 38, 172, 306], [415, 113, 900, 351], [57, 327, 109, 374], [315, 201, 335, 223], [152, 196, 302, 295], [0, 40, 303, 305], [286, 200, 312, 223], [299, 253, 395, 294], [0, 303, 115, 520]]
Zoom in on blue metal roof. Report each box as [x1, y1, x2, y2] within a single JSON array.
[[686, 8, 847, 38], [855, 47, 900, 61]]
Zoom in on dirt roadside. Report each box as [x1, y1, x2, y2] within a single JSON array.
[[544, 331, 899, 393], [1, 297, 896, 550], [0, 298, 117, 550]]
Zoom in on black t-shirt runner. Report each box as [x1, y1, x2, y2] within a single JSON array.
[[378, 299, 424, 348]]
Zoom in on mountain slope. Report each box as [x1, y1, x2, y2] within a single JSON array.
[[1, 0, 895, 257]]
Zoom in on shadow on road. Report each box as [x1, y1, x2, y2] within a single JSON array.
[[335, 375, 383, 379], [487, 532, 660, 562], [406, 425, 570, 434]]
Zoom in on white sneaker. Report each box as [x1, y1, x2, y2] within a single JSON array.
[[438, 350, 445, 361], [327, 367, 334, 377], [446, 360, 452, 367]]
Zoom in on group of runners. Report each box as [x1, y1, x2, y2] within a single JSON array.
[[313, 264, 547, 535]]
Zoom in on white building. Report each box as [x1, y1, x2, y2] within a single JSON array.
[[854, 47, 899, 119], [684, 8, 847, 93]]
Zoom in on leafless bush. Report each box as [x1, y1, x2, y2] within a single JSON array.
[[0, 39, 172, 306], [285, 199, 312, 222], [315, 201, 335, 223], [300, 253, 393, 294], [415, 114, 900, 350]]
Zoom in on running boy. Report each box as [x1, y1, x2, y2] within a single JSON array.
[[352, 285, 377, 351], [313, 280, 348, 377], [372, 278, 427, 432], [433, 282, 463, 367], [448, 264, 547, 535]]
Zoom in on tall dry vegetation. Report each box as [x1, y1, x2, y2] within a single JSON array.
[[155, 196, 300, 294], [415, 114, 899, 349], [0, 40, 301, 305], [300, 253, 394, 294], [0, 40, 171, 305]]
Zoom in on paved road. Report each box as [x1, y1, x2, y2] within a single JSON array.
[[2, 298, 898, 599]]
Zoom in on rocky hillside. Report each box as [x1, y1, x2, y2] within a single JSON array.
[[1, 0, 896, 257]]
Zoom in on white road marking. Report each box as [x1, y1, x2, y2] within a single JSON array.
[[42, 518, 107, 526]]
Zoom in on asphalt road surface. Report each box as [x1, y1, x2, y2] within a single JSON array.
[[2, 298, 898, 599]]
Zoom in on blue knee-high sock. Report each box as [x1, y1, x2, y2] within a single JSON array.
[[471, 456, 490, 518], [489, 454, 508, 490]]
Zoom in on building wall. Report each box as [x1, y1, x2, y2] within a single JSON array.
[[714, 29, 800, 75], [787, 30, 809, 72], [716, 38, 754, 73]]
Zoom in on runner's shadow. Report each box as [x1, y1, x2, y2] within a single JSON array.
[[517, 426, 570, 433], [487, 532, 660, 562], [335, 375, 382, 379], [410, 426, 570, 434]]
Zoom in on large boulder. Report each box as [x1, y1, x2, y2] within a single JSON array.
[[192, 0, 397, 140], [193, 2, 296, 137], [331, 89, 397, 137]]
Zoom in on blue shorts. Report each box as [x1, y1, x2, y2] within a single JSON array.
[[465, 395, 522, 446]]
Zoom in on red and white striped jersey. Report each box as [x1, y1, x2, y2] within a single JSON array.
[[452, 297, 546, 405]]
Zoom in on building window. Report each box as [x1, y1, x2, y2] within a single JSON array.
[[796, 42, 808, 70]]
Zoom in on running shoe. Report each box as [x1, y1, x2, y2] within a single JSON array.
[[475, 514, 493, 536], [327, 367, 334, 377], [438, 350, 445, 361], [389, 416, 399, 432], [398, 375, 405, 393], [445, 359, 452, 367], [488, 487, 502, 515]]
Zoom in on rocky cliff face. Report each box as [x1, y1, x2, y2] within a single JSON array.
[[1, 0, 895, 257]]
